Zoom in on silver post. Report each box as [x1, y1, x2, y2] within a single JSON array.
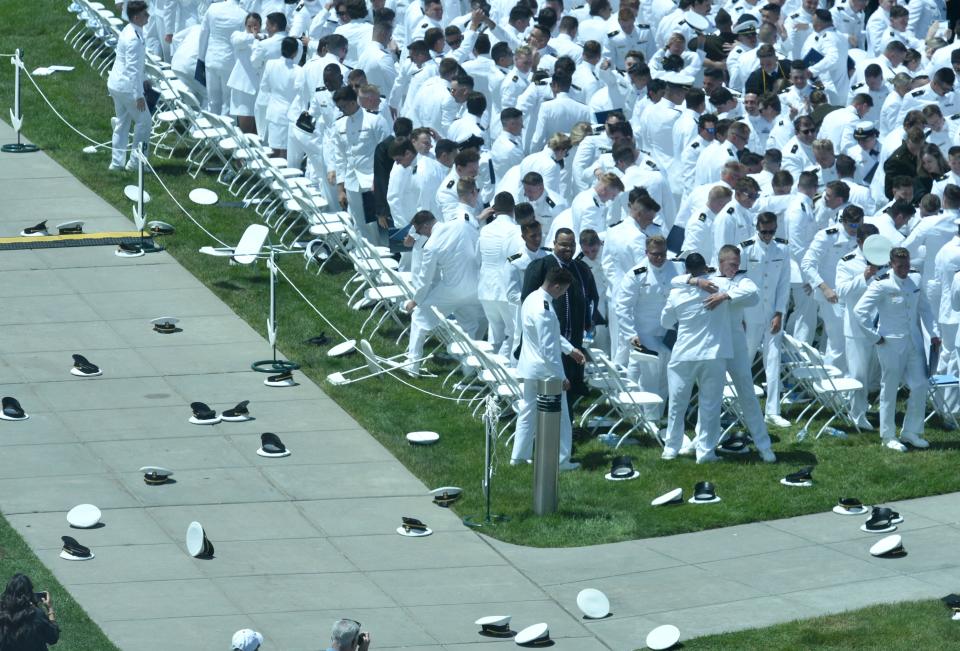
[[533, 377, 563, 515]]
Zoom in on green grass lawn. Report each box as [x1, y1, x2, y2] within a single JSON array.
[[4, 2, 960, 553], [674, 598, 959, 650], [0, 518, 120, 651]]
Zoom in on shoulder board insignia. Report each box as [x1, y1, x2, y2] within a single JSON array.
[[814, 35, 820, 42], [775, 237, 788, 244], [826, 227, 838, 234], [545, 196, 555, 208], [936, 172, 948, 181], [734, 48, 743, 55], [910, 268, 919, 274], [778, 87, 788, 94], [691, 141, 700, 148], [726, 206, 735, 214], [421, 22, 429, 28], [608, 220, 623, 228], [446, 179, 455, 189], [791, 144, 798, 154], [633, 265, 647, 275], [646, 160, 658, 169], [315, 86, 326, 92], [571, 84, 581, 91], [841, 252, 856, 261], [336, 114, 348, 121], [575, 252, 585, 260], [735, 269, 747, 275], [789, 12, 799, 18], [740, 239, 755, 247], [541, 246, 552, 251], [507, 252, 522, 262], [607, 30, 620, 38], [852, 82, 864, 89], [911, 89, 924, 97], [950, 113, 960, 121], [543, 300, 550, 310], [512, 75, 519, 82], [698, 213, 707, 222], [801, 202, 807, 212], [878, 272, 889, 280]]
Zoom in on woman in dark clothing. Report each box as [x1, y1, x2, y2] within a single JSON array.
[[914, 143, 950, 200], [0, 574, 59, 651]]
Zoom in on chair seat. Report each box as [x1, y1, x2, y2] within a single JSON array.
[[156, 109, 185, 122], [365, 285, 405, 301], [812, 377, 863, 393], [616, 391, 663, 406], [308, 222, 348, 236]]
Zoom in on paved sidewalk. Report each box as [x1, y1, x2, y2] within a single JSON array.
[[2, 126, 959, 651]]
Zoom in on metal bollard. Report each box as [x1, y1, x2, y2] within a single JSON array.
[[533, 377, 563, 515]]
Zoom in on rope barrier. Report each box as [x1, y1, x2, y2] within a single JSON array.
[[13, 41, 488, 406]]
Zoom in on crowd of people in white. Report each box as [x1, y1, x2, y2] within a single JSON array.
[[107, 0, 960, 465]]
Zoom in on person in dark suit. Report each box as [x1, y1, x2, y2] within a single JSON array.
[[744, 44, 791, 95], [520, 227, 600, 400], [372, 117, 413, 232], [882, 126, 925, 199]]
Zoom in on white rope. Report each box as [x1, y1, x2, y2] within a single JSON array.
[[23, 31, 481, 406], [274, 265, 468, 402], [141, 157, 230, 247]]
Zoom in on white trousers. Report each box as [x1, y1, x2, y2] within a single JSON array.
[[746, 321, 784, 417], [727, 333, 772, 451], [406, 301, 486, 360], [480, 299, 515, 357], [346, 188, 385, 246], [845, 335, 878, 422], [817, 298, 846, 373], [789, 284, 817, 344], [109, 90, 151, 168], [876, 337, 927, 442], [511, 378, 572, 464], [205, 66, 231, 115], [939, 322, 959, 413], [664, 359, 725, 457], [626, 342, 671, 421]]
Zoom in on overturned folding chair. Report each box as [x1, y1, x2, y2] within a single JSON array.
[[326, 339, 431, 386]]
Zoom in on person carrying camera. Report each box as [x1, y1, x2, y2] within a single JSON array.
[[327, 619, 371, 651], [0, 573, 59, 650]]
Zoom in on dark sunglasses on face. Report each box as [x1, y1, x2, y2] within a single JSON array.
[[758, 228, 777, 235]]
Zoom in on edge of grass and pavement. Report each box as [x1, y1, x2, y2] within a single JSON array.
[[6, 0, 960, 551], [1, 4, 960, 650]]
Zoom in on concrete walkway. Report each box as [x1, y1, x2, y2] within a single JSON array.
[[2, 125, 960, 651]]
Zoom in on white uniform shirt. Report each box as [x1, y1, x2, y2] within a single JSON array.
[[615, 260, 682, 347], [835, 249, 879, 339], [413, 219, 481, 306], [108, 22, 146, 98], [740, 237, 791, 324], [197, 0, 246, 71], [854, 270, 936, 346], [477, 214, 520, 302], [333, 108, 391, 192], [516, 288, 574, 380]]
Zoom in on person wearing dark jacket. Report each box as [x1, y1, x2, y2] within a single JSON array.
[[0, 574, 59, 651], [520, 227, 600, 400]]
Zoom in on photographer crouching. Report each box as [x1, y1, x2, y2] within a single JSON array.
[[327, 619, 371, 651], [0, 574, 59, 650]]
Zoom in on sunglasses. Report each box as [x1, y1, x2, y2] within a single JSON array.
[[647, 250, 667, 258], [741, 192, 760, 200], [799, 128, 815, 135], [758, 228, 777, 235]]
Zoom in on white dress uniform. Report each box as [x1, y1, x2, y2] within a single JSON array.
[[784, 193, 819, 343], [510, 288, 576, 465], [784, 8, 816, 61], [677, 137, 709, 193], [107, 20, 150, 169], [571, 188, 608, 238], [258, 57, 303, 149], [602, 218, 663, 361], [801, 225, 858, 371], [616, 260, 682, 418], [854, 269, 936, 445], [802, 26, 850, 105], [489, 132, 523, 185], [197, 0, 247, 114], [529, 92, 592, 154], [435, 169, 466, 223], [407, 218, 485, 362], [712, 203, 755, 261], [835, 248, 881, 424], [898, 84, 960, 126], [358, 43, 398, 99], [741, 236, 791, 419], [694, 141, 739, 187], [504, 246, 552, 362], [660, 275, 738, 460], [902, 210, 958, 307], [682, 206, 720, 262], [478, 214, 521, 356], [333, 108, 391, 244], [781, 137, 816, 178], [933, 236, 960, 412], [227, 30, 260, 117], [641, 98, 683, 172]]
